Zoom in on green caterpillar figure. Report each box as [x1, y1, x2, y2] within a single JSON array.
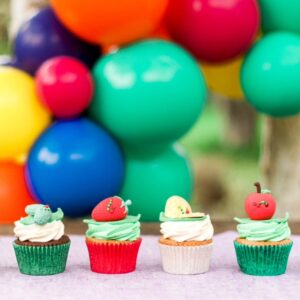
[[20, 204, 64, 225]]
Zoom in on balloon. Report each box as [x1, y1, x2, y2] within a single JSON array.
[[14, 8, 100, 75], [0, 55, 13, 66], [201, 57, 244, 100], [90, 40, 206, 145], [51, 0, 168, 46], [26, 118, 125, 217], [120, 144, 193, 221], [259, 0, 300, 34], [0, 162, 36, 224], [166, 0, 260, 63], [36, 56, 94, 119], [0, 67, 50, 160], [148, 23, 172, 41], [241, 32, 300, 117]]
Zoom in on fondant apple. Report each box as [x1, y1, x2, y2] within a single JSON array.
[[92, 196, 131, 222], [245, 182, 276, 220]]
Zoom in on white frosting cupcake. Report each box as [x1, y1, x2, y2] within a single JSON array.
[[159, 196, 214, 275]]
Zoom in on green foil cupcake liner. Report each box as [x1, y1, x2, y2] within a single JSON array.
[[234, 240, 293, 276], [13, 242, 70, 276]]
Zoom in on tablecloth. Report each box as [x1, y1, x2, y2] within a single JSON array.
[[1, 231, 300, 300]]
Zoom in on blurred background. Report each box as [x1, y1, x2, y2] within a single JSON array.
[[1, 0, 300, 228]]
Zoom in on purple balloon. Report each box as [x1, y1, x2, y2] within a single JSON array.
[[13, 7, 101, 75]]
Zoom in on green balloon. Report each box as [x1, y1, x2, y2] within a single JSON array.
[[120, 144, 193, 221], [241, 32, 300, 117], [90, 40, 206, 145], [259, 0, 300, 34]]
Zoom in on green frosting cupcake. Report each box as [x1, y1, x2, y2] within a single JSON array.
[[233, 182, 293, 276], [234, 213, 292, 276]]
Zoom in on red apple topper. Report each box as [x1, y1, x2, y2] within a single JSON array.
[[245, 182, 276, 220], [92, 196, 132, 222]]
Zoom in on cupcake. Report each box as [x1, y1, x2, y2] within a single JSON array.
[[234, 182, 293, 276], [83, 196, 142, 274], [13, 204, 70, 275], [159, 195, 214, 275]]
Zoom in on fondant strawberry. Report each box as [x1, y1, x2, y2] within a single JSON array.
[[92, 196, 132, 221]]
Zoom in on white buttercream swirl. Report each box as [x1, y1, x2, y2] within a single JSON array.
[[160, 215, 214, 242], [14, 220, 64, 242]]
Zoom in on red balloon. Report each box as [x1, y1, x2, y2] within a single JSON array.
[[36, 56, 94, 119], [166, 0, 260, 63], [0, 162, 36, 224]]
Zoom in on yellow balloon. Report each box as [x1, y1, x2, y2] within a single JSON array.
[[0, 67, 51, 160], [15, 153, 28, 165], [201, 56, 244, 100]]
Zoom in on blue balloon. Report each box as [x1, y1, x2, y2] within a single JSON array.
[[26, 118, 125, 217], [14, 7, 100, 75]]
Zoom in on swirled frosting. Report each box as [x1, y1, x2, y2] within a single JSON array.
[[160, 215, 214, 242], [14, 220, 64, 242], [234, 213, 291, 242], [84, 215, 141, 241]]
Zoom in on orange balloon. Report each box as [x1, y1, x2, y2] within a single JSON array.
[[0, 162, 36, 224], [102, 23, 172, 55], [51, 0, 169, 46]]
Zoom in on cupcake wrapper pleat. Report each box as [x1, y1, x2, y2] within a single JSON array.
[[13, 242, 70, 276], [85, 238, 142, 274], [159, 243, 213, 275], [234, 240, 293, 276]]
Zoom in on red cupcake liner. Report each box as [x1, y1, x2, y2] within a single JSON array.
[[86, 238, 142, 274]]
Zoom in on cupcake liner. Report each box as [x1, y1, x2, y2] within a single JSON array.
[[13, 241, 70, 276], [234, 240, 293, 276], [85, 238, 142, 274], [159, 242, 213, 275]]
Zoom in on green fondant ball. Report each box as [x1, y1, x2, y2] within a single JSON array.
[[120, 144, 193, 221], [90, 40, 206, 144], [241, 32, 300, 117]]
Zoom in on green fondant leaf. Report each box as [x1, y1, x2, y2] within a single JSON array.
[[234, 212, 289, 224], [159, 212, 207, 222], [261, 189, 272, 194]]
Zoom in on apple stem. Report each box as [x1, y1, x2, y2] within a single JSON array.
[[254, 182, 261, 193]]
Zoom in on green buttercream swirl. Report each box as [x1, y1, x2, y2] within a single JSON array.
[[159, 212, 207, 222], [234, 213, 291, 242], [83, 215, 141, 241]]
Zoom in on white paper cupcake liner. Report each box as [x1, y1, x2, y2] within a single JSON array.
[[159, 242, 213, 275]]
